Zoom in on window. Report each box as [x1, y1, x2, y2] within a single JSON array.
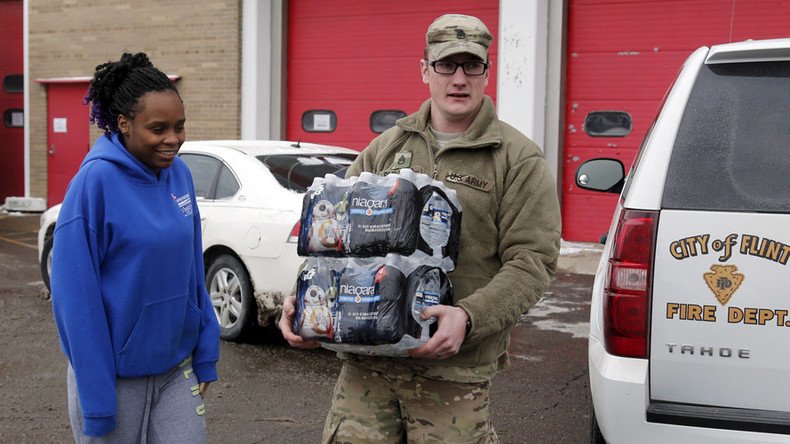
[[301, 110, 337, 132], [584, 111, 632, 137], [215, 164, 240, 199], [664, 61, 790, 212], [370, 110, 406, 133], [257, 154, 356, 192], [3, 74, 23, 93], [4, 109, 23, 128], [180, 154, 221, 198]]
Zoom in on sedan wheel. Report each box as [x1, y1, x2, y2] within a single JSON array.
[[207, 254, 256, 341]]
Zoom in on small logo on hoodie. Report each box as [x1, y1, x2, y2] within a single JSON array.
[[172, 193, 193, 217]]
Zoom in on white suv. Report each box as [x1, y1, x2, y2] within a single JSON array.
[[577, 39, 790, 443]]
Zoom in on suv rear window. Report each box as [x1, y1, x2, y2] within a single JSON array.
[[663, 61, 790, 213], [257, 154, 356, 192]]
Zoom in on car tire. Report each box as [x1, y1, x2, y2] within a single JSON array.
[[590, 405, 606, 444], [206, 254, 257, 341], [41, 235, 54, 292]]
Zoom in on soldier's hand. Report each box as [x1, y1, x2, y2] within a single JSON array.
[[408, 305, 469, 360], [278, 294, 320, 349]]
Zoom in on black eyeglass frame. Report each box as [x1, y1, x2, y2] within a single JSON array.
[[427, 60, 490, 76]]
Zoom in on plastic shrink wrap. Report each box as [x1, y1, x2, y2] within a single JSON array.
[[297, 170, 461, 267], [293, 169, 461, 356], [293, 256, 453, 356], [297, 174, 354, 256]]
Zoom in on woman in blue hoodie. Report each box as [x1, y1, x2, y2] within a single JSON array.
[[50, 52, 220, 442]]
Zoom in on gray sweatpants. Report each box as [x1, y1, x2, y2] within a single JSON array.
[[67, 357, 207, 444]]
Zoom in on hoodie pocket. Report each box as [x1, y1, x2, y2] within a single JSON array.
[[117, 293, 202, 377]]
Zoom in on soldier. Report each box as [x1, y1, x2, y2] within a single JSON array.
[[279, 13, 561, 443]]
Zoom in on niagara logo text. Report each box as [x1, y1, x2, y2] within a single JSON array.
[[339, 284, 376, 296], [350, 197, 392, 216], [338, 284, 380, 303]]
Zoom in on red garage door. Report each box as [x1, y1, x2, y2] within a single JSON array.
[[287, 0, 498, 150], [562, 0, 790, 242], [0, 0, 24, 203]]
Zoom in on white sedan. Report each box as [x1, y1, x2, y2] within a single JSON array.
[[39, 140, 358, 341]]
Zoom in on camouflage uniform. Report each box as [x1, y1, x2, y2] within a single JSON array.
[[322, 359, 497, 444]]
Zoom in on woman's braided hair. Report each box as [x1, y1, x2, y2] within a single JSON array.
[[84, 52, 178, 134]]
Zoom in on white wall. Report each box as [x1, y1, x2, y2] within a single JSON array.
[[496, 0, 547, 150], [496, 0, 564, 184], [241, 0, 284, 140]]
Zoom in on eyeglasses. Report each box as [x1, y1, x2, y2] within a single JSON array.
[[428, 60, 490, 76]]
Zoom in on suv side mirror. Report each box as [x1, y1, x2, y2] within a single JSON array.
[[575, 158, 625, 194]]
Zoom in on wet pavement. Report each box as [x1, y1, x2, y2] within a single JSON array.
[[0, 213, 593, 443]]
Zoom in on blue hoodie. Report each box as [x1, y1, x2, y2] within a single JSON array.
[[51, 133, 220, 437]]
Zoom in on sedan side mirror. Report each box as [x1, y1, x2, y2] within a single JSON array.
[[575, 158, 625, 194]]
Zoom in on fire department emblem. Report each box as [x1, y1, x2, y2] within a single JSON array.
[[703, 264, 744, 305]]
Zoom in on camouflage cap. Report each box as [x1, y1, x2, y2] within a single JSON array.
[[426, 14, 493, 61]]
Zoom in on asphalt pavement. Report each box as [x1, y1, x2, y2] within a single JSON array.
[[0, 211, 597, 443]]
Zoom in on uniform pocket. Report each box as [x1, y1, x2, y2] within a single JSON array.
[[117, 293, 196, 377]]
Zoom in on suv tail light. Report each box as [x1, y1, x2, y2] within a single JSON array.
[[287, 221, 300, 243], [604, 209, 657, 358]]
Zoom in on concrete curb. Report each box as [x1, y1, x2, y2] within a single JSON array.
[[556, 240, 604, 276]]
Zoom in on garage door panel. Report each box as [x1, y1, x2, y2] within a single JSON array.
[[564, 99, 659, 150], [289, 16, 426, 60], [287, 99, 426, 150], [568, 0, 731, 52], [289, 58, 498, 103], [289, 1, 499, 61], [290, 0, 494, 18], [288, 58, 423, 102], [0, 0, 23, 202], [566, 51, 687, 101], [287, 0, 499, 148], [290, 17, 498, 59], [561, 193, 619, 243], [730, 0, 790, 41], [563, 1, 790, 241]]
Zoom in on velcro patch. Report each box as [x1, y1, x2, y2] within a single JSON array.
[[380, 165, 422, 175], [390, 152, 412, 169], [444, 170, 493, 192]]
